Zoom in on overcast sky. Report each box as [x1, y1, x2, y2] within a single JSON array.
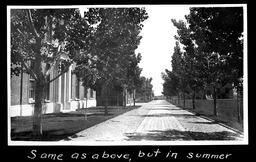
[[135, 5, 190, 96]]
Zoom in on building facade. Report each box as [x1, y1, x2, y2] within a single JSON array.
[[95, 86, 134, 107], [10, 64, 97, 117]]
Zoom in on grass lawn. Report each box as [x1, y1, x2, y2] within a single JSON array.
[[11, 106, 141, 141]]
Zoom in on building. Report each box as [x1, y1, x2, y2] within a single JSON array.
[[10, 64, 97, 117], [95, 85, 134, 107]]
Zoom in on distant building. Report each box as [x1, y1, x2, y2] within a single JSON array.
[[95, 85, 134, 107], [154, 95, 165, 100], [10, 64, 96, 117]]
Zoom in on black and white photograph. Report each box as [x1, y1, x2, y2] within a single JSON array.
[[7, 4, 248, 146]]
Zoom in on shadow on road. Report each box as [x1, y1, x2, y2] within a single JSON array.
[[124, 129, 240, 141], [189, 121, 220, 125], [149, 108, 183, 111], [11, 129, 75, 141], [132, 113, 196, 118]]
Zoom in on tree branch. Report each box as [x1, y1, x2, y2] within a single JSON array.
[[26, 9, 40, 38], [22, 61, 37, 80], [45, 50, 70, 76], [45, 63, 55, 77], [45, 55, 59, 77], [18, 54, 38, 80], [17, 28, 26, 39], [47, 64, 71, 84]]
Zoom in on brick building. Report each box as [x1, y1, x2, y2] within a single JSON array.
[[10, 64, 97, 117]]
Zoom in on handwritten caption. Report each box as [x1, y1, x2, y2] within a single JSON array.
[[27, 149, 232, 161]]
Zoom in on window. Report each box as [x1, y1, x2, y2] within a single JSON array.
[[71, 72, 73, 99], [29, 61, 35, 102], [44, 75, 50, 101], [29, 79, 35, 101], [75, 77, 80, 99], [84, 86, 88, 99], [90, 89, 94, 98]]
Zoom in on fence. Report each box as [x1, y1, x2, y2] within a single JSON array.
[[169, 98, 243, 124]]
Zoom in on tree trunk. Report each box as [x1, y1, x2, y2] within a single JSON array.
[[236, 94, 240, 123], [236, 86, 241, 123], [32, 79, 45, 138], [178, 93, 180, 106], [183, 91, 186, 108], [19, 67, 23, 116], [103, 85, 108, 116], [116, 96, 119, 106], [123, 87, 126, 108], [104, 97, 108, 115], [192, 88, 196, 109], [83, 88, 87, 119], [213, 86, 217, 116], [133, 89, 136, 107]]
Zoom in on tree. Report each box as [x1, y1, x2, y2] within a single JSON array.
[[164, 7, 243, 116], [11, 9, 96, 137], [186, 7, 243, 116], [126, 53, 143, 106], [74, 8, 148, 114], [173, 41, 188, 107], [161, 70, 179, 99], [136, 76, 154, 102], [164, 40, 190, 107], [162, 42, 184, 105], [172, 19, 206, 109]]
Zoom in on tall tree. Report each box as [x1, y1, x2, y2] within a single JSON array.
[[186, 7, 243, 115], [11, 9, 95, 137], [161, 70, 179, 99], [164, 7, 243, 116], [74, 8, 148, 114], [126, 53, 143, 106], [162, 42, 185, 105], [172, 19, 206, 109], [137, 76, 154, 101]]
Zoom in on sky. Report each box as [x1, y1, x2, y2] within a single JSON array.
[[135, 6, 190, 96]]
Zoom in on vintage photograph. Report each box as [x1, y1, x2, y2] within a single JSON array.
[[7, 4, 247, 145]]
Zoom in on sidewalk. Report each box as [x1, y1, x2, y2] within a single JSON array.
[[63, 102, 152, 141]]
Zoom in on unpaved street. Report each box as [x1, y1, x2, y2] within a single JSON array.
[[63, 100, 243, 141]]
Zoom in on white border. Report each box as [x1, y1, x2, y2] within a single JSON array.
[[242, 4, 248, 145], [6, 4, 247, 8], [7, 4, 248, 146], [7, 6, 11, 146]]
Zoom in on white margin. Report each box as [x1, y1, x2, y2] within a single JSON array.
[[7, 6, 11, 146], [242, 4, 248, 145]]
